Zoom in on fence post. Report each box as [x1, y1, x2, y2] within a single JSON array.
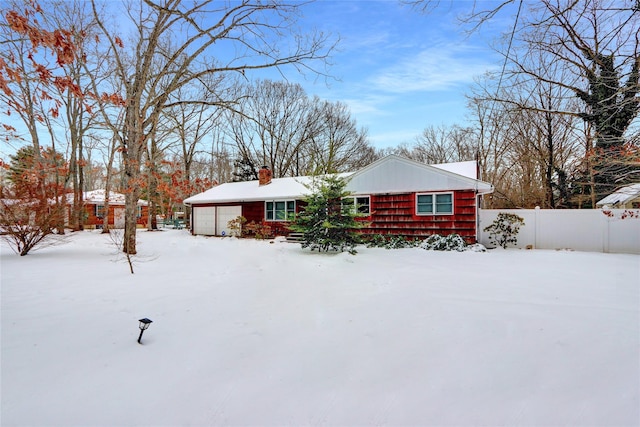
[[603, 210, 610, 253], [534, 206, 540, 249]]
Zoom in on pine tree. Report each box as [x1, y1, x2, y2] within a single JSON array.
[[232, 156, 258, 182], [289, 175, 369, 254]]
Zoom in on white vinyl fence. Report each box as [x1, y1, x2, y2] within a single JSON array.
[[478, 208, 640, 254]]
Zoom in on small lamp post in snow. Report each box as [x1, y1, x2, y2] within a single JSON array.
[[137, 318, 153, 344]]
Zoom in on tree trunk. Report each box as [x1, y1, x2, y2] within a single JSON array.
[[545, 112, 555, 208], [122, 119, 144, 254]]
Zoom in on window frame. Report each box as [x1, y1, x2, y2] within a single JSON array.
[[341, 195, 371, 215], [265, 199, 296, 222], [416, 192, 454, 216], [96, 204, 105, 218]]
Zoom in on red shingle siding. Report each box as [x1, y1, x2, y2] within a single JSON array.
[[241, 201, 264, 224], [191, 192, 479, 241], [361, 190, 478, 242], [244, 200, 306, 236]]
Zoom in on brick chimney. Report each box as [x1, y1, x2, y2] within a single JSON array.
[[258, 165, 272, 186]]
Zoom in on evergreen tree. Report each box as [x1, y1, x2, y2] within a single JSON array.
[[289, 175, 369, 254], [8, 146, 66, 199], [232, 156, 258, 182]]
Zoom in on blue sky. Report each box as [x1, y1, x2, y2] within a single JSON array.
[[277, 0, 517, 149], [0, 0, 517, 160]]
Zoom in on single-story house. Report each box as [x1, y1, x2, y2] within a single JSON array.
[[183, 155, 494, 242], [596, 183, 640, 209], [67, 190, 149, 229]]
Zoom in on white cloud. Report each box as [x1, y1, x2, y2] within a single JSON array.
[[368, 128, 421, 148], [369, 43, 500, 93]]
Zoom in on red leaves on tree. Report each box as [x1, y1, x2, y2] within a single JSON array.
[[5, 11, 31, 38], [2, 3, 126, 121], [6, 10, 76, 67], [51, 29, 75, 66], [152, 161, 215, 215], [101, 92, 126, 106], [34, 64, 52, 82]]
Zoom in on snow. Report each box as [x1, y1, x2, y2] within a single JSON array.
[[184, 174, 351, 205], [431, 160, 478, 180], [2, 230, 639, 426], [66, 189, 149, 206], [597, 183, 640, 207]]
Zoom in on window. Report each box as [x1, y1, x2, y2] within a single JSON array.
[[137, 206, 142, 218], [342, 196, 371, 215], [96, 204, 105, 218], [416, 195, 433, 214], [416, 193, 453, 215], [265, 200, 295, 221]]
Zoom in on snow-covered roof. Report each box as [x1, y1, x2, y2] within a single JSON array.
[[67, 190, 148, 206], [184, 173, 352, 204], [184, 155, 493, 205], [596, 183, 640, 207], [432, 160, 478, 179]]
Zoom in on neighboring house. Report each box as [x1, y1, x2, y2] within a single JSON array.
[[183, 155, 494, 242], [68, 190, 149, 229], [596, 183, 640, 209]]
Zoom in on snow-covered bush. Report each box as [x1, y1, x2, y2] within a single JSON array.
[[363, 233, 386, 248], [419, 234, 467, 251], [483, 212, 525, 249], [384, 235, 421, 249], [362, 234, 421, 249], [466, 243, 487, 252]]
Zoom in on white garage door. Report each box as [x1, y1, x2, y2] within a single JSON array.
[[216, 206, 242, 236], [193, 206, 216, 235]]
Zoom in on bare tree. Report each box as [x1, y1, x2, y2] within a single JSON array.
[[48, 0, 103, 231], [392, 124, 476, 165], [304, 98, 375, 174], [229, 79, 316, 178], [90, 0, 334, 254], [161, 76, 229, 221], [407, 0, 640, 206], [512, 1, 640, 203]]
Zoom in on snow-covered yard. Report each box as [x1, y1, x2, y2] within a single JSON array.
[[1, 230, 639, 426]]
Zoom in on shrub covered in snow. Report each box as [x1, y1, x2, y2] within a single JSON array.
[[363, 234, 387, 248], [419, 234, 467, 251], [361, 233, 483, 251], [362, 234, 421, 249], [465, 243, 487, 252]]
